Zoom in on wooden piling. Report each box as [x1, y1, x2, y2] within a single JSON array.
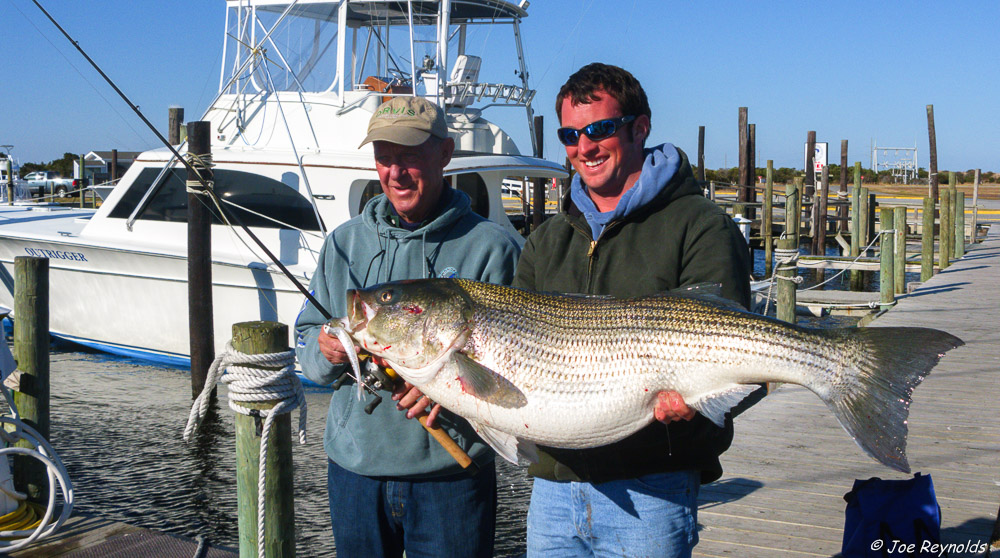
[[78, 154, 85, 209], [893, 206, 906, 294], [849, 182, 863, 291], [187, 121, 215, 399], [232, 322, 295, 558], [859, 186, 871, 253], [838, 140, 848, 232], [940, 188, 951, 270], [738, 108, 750, 206], [5, 158, 12, 205], [168, 107, 185, 146], [697, 126, 706, 184], [111, 149, 118, 186], [955, 191, 965, 259], [971, 169, 980, 243], [926, 105, 939, 203], [776, 237, 797, 324], [813, 164, 829, 255], [921, 196, 935, 281], [763, 161, 774, 276], [947, 173, 958, 260], [747, 123, 756, 220], [804, 131, 816, 198], [532, 115, 545, 230], [12, 257, 50, 502], [787, 178, 801, 247], [879, 208, 895, 310]]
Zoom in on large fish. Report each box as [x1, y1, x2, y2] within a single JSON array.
[[337, 278, 963, 472]]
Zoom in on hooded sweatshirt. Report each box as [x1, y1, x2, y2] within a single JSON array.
[[513, 143, 752, 484], [295, 187, 521, 478]]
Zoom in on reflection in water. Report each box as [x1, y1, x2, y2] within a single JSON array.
[[33, 349, 530, 557]]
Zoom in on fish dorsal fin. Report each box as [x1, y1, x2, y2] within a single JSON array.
[[454, 353, 527, 409], [471, 421, 539, 465], [688, 384, 762, 427], [665, 282, 746, 311]]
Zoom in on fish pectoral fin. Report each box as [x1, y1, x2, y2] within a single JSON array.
[[472, 422, 538, 465], [689, 384, 762, 428], [454, 353, 527, 409]]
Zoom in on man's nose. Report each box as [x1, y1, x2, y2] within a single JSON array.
[[576, 133, 599, 155]]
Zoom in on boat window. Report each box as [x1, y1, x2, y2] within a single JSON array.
[[454, 173, 489, 219], [108, 167, 322, 231], [357, 180, 383, 215]]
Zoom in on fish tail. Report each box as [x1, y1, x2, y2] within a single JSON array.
[[817, 326, 963, 473]]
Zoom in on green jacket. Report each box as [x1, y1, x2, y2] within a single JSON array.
[[513, 144, 751, 484]]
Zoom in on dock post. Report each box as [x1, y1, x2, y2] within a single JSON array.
[[893, 206, 906, 294], [763, 161, 774, 276], [849, 170, 862, 290], [788, 177, 802, 247], [971, 169, 980, 243], [837, 140, 848, 232], [187, 121, 215, 399], [859, 186, 870, 254], [812, 165, 829, 256], [940, 189, 952, 270], [948, 172, 959, 259], [78, 154, 85, 209], [233, 322, 295, 558], [697, 126, 706, 184], [738, 108, 749, 207], [168, 107, 185, 146], [776, 237, 797, 324], [532, 115, 545, 231], [921, 197, 935, 281], [879, 208, 895, 310], [955, 191, 965, 259], [927, 105, 939, 203], [5, 158, 12, 205], [12, 256, 50, 502]]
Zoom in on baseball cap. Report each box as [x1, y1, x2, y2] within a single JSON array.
[[359, 96, 449, 148]]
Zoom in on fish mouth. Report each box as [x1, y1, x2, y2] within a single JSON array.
[[342, 289, 374, 332]]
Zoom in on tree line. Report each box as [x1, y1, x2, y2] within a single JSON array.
[[14, 153, 78, 179]]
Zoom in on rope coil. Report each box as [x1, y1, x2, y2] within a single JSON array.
[[184, 152, 214, 194], [184, 342, 306, 558]]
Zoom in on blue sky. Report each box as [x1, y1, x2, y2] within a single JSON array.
[[2, 0, 997, 174]]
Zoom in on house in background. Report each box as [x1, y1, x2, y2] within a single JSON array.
[[74, 150, 142, 186]]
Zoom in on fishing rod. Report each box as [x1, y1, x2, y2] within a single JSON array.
[[32, 0, 478, 471], [29, 0, 332, 321]]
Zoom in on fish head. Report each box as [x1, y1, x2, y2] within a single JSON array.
[[342, 279, 474, 371]]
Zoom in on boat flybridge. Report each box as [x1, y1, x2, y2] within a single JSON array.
[[0, 0, 566, 366]]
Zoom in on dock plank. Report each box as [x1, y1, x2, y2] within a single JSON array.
[[697, 227, 1000, 558]]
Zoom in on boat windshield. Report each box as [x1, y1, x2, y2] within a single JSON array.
[[221, 0, 530, 104]]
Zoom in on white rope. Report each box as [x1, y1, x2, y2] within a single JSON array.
[[184, 341, 305, 558], [184, 152, 214, 195], [763, 229, 900, 316]]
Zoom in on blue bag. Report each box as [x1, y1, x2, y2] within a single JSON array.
[[842, 473, 943, 557]]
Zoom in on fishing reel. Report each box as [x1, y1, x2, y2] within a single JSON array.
[[332, 354, 399, 414]]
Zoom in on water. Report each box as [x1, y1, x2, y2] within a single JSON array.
[[18, 346, 530, 557]]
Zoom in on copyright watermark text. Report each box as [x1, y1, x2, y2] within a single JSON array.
[[870, 538, 988, 556]]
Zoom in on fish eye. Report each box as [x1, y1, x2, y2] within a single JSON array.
[[378, 289, 394, 303]]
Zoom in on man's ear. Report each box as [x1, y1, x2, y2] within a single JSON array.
[[440, 137, 456, 167], [633, 115, 651, 145]]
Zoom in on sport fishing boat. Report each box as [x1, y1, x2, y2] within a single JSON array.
[[0, 0, 564, 366]]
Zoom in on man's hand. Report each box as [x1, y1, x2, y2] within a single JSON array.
[[392, 382, 443, 427], [655, 391, 696, 423], [317, 327, 356, 365]]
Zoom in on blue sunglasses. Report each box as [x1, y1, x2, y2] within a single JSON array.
[[556, 115, 636, 146]]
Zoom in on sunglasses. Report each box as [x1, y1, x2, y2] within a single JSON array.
[[556, 115, 636, 146]]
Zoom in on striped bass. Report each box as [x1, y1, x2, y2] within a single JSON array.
[[338, 278, 963, 472]]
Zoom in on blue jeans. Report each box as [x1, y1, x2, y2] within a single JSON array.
[[527, 470, 700, 558], [327, 459, 496, 558]]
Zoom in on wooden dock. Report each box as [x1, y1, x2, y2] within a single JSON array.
[[697, 226, 1000, 557]]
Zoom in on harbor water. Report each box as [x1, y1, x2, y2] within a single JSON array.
[[9, 248, 885, 556]]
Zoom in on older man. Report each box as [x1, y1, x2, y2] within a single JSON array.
[[514, 63, 753, 557], [295, 95, 521, 558]]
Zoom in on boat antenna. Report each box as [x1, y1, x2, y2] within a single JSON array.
[[29, 0, 334, 321]]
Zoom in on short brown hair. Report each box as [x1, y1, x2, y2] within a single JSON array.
[[555, 63, 651, 124]]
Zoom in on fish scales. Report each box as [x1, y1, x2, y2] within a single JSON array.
[[341, 278, 963, 471]]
